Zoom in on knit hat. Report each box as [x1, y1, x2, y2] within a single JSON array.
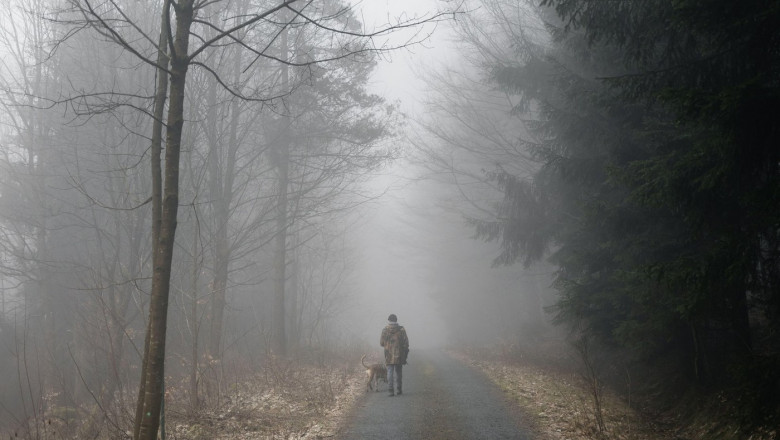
[[388, 314, 397, 322]]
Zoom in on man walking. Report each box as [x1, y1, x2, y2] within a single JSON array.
[[380, 314, 409, 396]]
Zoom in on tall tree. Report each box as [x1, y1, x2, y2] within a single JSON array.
[[60, 1, 454, 437], [536, 0, 780, 387], [445, 0, 780, 417]]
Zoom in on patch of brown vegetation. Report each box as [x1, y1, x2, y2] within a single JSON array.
[[167, 359, 365, 440]]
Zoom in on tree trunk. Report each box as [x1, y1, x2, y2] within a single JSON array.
[[272, 11, 291, 356], [272, 138, 290, 356], [205, 8, 244, 362], [189, 215, 201, 412], [289, 242, 300, 351], [205, 77, 229, 362], [133, 5, 169, 438], [135, 1, 193, 438]]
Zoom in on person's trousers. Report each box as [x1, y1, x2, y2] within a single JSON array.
[[387, 364, 402, 393]]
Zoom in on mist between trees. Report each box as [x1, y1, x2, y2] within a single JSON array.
[[0, 0, 778, 438], [0, 0, 457, 438]]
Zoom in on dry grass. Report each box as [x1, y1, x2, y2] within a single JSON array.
[[450, 348, 668, 440], [12, 355, 367, 440], [166, 358, 365, 440]]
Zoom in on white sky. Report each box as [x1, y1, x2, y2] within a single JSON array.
[[351, 0, 457, 111]]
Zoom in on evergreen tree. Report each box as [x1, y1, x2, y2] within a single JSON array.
[[469, 0, 780, 419]]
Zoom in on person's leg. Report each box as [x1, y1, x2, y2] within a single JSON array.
[[386, 364, 395, 396], [396, 365, 403, 394]]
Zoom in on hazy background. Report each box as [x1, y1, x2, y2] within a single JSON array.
[[342, 0, 554, 352], [4, 0, 775, 437]]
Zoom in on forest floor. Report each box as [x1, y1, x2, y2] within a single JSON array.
[[162, 345, 777, 440]]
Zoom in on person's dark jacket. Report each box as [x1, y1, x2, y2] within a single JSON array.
[[380, 323, 409, 365]]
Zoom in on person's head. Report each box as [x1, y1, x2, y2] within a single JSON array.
[[388, 314, 397, 323]]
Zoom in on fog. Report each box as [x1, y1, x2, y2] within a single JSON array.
[[1, 0, 777, 437], [342, 0, 551, 350], [0, 1, 562, 433], [342, 160, 554, 350]]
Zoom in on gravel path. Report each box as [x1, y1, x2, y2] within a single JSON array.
[[336, 349, 534, 440]]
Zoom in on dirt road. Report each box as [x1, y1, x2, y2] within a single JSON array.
[[336, 349, 533, 440]]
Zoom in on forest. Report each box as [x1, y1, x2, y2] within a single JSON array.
[[0, 0, 777, 439]]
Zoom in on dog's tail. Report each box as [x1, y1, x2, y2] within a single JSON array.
[[361, 354, 369, 369]]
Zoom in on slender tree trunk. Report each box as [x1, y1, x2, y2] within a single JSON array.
[[203, 98, 228, 403], [272, 10, 291, 356], [189, 215, 201, 412], [272, 137, 290, 356], [205, 7, 244, 361], [135, 0, 193, 438], [205, 77, 228, 361], [289, 242, 300, 351], [26, 35, 59, 412], [133, 317, 153, 440], [133, 5, 169, 437]]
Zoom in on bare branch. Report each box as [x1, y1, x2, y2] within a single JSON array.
[[187, 0, 299, 62]]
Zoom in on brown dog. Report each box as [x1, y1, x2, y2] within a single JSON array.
[[361, 354, 387, 392]]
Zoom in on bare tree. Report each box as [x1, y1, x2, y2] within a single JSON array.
[[1, 2, 161, 436], [54, 1, 457, 438]]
